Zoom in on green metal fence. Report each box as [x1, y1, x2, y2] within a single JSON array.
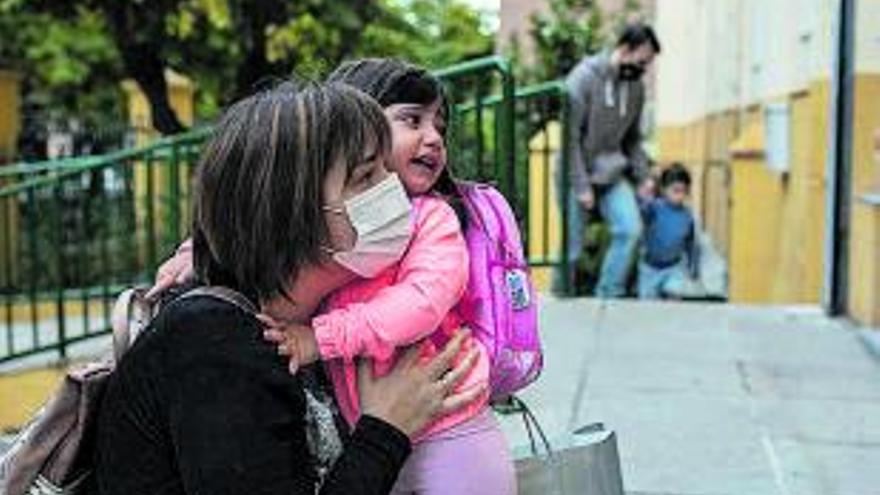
[[436, 57, 572, 282], [452, 80, 571, 279], [435, 56, 517, 202], [0, 129, 208, 363], [0, 56, 570, 365]]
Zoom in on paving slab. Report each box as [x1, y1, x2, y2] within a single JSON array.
[[499, 296, 880, 495]]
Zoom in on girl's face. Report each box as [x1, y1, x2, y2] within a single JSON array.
[[384, 98, 447, 196]]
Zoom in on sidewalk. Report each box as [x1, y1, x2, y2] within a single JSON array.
[[2, 297, 878, 495], [497, 297, 880, 495]]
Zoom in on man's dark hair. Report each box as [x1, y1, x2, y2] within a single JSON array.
[[660, 163, 691, 189], [192, 81, 391, 301], [617, 23, 661, 54]]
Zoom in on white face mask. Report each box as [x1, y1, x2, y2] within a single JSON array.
[[324, 173, 414, 278]]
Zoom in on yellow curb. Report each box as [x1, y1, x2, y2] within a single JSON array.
[[0, 366, 67, 432], [1, 299, 110, 324]]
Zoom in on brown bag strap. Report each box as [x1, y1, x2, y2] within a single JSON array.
[[110, 285, 257, 364]]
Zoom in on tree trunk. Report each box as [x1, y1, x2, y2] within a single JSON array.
[[134, 61, 186, 135], [103, 1, 186, 136], [232, 0, 275, 99]]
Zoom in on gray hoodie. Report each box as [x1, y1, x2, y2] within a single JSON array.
[[561, 51, 650, 196]]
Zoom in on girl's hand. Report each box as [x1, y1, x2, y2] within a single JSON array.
[[145, 240, 195, 300], [259, 314, 320, 374]]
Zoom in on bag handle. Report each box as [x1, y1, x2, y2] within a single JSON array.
[[510, 396, 554, 458], [111, 286, 151, 363]]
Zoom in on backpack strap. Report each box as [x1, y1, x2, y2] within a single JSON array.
[[110, 285, 258, 364], [458, 181, 521, 264], [457, 181, 491, 234]]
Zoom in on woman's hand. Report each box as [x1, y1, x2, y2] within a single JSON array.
[[357, 329, 484, 438], [145, 240, 195, 300], [259, 314, 320, 374]]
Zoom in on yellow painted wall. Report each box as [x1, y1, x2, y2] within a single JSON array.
[[0, 70, 21, 163], [122, 71, 195, 262], [850, 201, 880, 325], [0, 71, 21, 287], [729, 149, 784, 302], [847, 75, 880, 326], [526, 121, 562, 291], [657, 81, 830, 305]]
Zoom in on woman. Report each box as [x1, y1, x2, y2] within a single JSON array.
[[151, 59, 519, 495], [94, 82, 482, 495]]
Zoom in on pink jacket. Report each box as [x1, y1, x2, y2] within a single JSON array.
[[313, 196, 490, 441]]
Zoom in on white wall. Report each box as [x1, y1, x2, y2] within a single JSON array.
[[856, 1, 880, 73], [656, 0, 838, 126]]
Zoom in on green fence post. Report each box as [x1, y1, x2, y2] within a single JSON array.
[[500, 61, 516, 206], [26, 188, 38, 351], [79, 174, 90, 336], [53, 181, 67, 361], [168, 142, 181, 249], [4, 195, 12, 353]]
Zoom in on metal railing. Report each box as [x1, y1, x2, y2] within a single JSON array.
[[453, 80, 571, 286], [436, 58, 575, 284], [435, 56, 517, 203], [0, 129, 209, 363], [0, 57, 572, 364]]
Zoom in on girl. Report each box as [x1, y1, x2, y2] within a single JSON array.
[[267, 59, 516, 495]]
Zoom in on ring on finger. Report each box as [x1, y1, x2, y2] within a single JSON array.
[[438, 371, 454, 392]]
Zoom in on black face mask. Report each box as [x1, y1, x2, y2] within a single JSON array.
[[619, 63, 645, 81]]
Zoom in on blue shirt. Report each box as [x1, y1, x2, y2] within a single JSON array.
[[642, 198, 697, 270]]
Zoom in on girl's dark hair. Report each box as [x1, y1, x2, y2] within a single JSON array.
[[326, 58, 447, 111], [192, 81, 392, 301], [327, 58, 468, 228]]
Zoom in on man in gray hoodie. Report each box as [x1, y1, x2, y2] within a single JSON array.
[[553, 23, 661, 297]]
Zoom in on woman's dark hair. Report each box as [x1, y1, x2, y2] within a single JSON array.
[[660, 163, 691, 189], [192, 81, 392, 301], [326, 58, 468, 227], [617, 23, 662, 54]]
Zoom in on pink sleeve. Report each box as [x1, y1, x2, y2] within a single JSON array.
[[313, 197, 469, 361]]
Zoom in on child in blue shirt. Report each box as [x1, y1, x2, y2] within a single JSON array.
[[638, 163, 698, 299]]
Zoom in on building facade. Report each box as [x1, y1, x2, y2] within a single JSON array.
[[655, 0, 880, 325]]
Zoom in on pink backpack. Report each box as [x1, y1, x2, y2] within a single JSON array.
[[457, 182, 542, 399]]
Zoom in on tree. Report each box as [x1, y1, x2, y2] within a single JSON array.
[[528, 0, 604, 84], [357, 0, 494, 69], [7, 0, 191, 134], [1, 0, 493, 138], [509, 0, 645, 85]]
